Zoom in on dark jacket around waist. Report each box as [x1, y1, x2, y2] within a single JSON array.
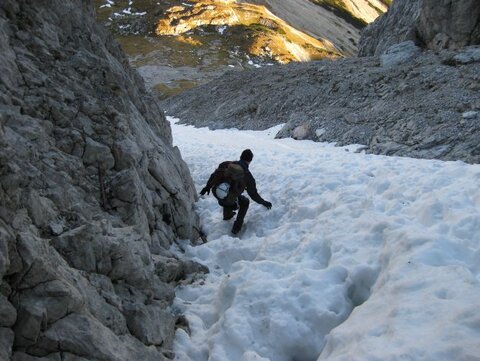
[[206, 160, 266, 205]]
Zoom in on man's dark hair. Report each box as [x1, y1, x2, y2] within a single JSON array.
[[240, 149, 253, 162]]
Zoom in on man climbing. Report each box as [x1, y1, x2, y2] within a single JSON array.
[[200, 149, 272, 235]]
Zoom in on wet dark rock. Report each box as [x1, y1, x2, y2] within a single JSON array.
[[0, 0, 204, 359]]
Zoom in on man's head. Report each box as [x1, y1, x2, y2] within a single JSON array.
[[240, 149, 253, 163]]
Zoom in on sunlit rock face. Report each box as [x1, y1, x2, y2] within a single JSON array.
[[156, 0, 341, 63], [307, 0, 389, 25], [417, 0, 480, 51]]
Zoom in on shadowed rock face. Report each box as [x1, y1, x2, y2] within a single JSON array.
[[417, 0, 480, 51], [359, 0, 480, 56], [358, 0, 422, 56], [0, 0, 203, 359], [155, 1, 342, 64], [162, 48, 480, 164]]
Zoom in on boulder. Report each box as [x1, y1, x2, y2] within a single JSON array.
[[380, 41, 421, 67], [293, 124, 312, 140], [163, 49, 480, 164], [27, 191, 58, 229]]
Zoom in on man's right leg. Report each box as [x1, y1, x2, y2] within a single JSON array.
[[220, 198, 238, 221], [232, 196, 249, 234]]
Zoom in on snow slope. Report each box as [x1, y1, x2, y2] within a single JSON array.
[[169, 117, 480, 361]]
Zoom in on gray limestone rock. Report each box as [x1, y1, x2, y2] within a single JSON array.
[[463, 111, 479, 119], [417, 0, 480, 51], [0, 294, 16, 327], [0, 327, 15, 361], [75, 275, 128, 336], [359, 0, 480, 56], [124, 303, 176, 347], [12, 352, 57, 361], [27, 190, 58, 230], [13, 303, 47, 348], [0, 225, 12, 279], [359, 0, 422, 56], [0, 0, 202, 358], [154, 256, 209, 283], [380, 41, 421, 67], [451, 47, 480, 65], [52, 224, 113, 274], [34, 313, 165, 361]]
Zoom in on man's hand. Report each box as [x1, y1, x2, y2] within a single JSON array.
[[200, 187, 210, 196], [263, 201, 272, 210]]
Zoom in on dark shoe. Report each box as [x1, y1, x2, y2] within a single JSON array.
[[231, 221, 242, 235], [223, 211, 236, 221]]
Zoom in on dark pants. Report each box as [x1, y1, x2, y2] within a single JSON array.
[[221, 195, 249, 227]]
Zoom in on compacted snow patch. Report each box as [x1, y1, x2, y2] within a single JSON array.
[[168, 117, 480, 361]]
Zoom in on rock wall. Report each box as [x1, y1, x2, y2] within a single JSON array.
[[359, 0, 480, 56], [0, 0, 203, 360], [358, 0, 421, 56]]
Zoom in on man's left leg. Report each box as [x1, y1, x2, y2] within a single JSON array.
[[232, 195, 249, 234], [223, 206, 236, 220], [220, 199, 238, 220]]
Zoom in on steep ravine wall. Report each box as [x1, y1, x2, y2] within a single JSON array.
[[359, 0, 480, 55], [0, 1, 204, 360]]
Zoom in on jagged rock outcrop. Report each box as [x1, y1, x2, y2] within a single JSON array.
[[359, 0, 480, 55], [0, 0, 204, 360]]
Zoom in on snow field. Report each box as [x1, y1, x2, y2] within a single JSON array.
[[168, 117, 480, 361]]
